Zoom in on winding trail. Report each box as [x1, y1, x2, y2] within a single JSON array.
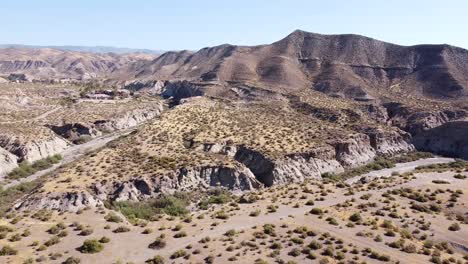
[[0, 106, 62, 124]]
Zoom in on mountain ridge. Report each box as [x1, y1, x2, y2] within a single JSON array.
[[1, 30, 467, 100]]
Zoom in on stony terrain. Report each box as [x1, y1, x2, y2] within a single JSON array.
[[0, 161, 467, 264], [0, 82, 164, 180], [0, 30, 466, 263]]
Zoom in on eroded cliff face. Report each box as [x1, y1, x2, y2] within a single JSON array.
[[14, 124, 415, 212], [198, 131, 413, 187], [14, 191, 103, 213], [93, 165, 262, 202], [96, 108, 162, 132], [15, 164, 261, 212], [412, 121, 468, 159], [49, 106, 163, 142], [0, 134, 69, 162], [384, 102, 468, 158], [0, 147, 18, 179]]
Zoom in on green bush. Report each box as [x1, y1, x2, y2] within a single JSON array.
[[112, 193, 189, 220], [7, 154, 63, 180], [0, 180, 41, 216], [199, 189, 231, 209], [104, 212, 123, 223], [79, 239, 103, 253]]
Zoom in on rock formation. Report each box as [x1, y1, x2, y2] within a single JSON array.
[[0, 147, 18, 179]]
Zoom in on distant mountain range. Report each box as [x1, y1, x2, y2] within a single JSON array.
[[0, 44, 163, 54], [0, 30, 467, 101]]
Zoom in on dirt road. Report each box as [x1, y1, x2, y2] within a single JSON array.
[[0, 106, 62, 124], [2, 129, 133, 189], [345, 157, 455, 184]]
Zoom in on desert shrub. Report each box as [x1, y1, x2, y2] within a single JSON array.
[[113, 193, 190, 220], [0, 245, 17, 256], [148, 236, 166, 249], [214, 210, 229, 219], [288, 248, 301, 257], [263, 224, 276, 236], [174, 231, 187, 238], [104, 212, 123, 223], [238, 194, 258, 203], [349, 213, 362, 222], [170, 249, 187, 259], [113, 226, 130, 233], [198, 188, 231, 209], [0, 181, 40, 216], [224, 229, 237, 237], [310, 208, 323, 215], [432, 180, 449, 184], [402, 243, 417, 253], [62, 257, 81, 264], [7, 155, 63, 180], [448, 223, 460, 231], [453, 174, 466, 179], [308, 240, 322, 250], [7, 161, 37, 179], [392, 152, 433, 163], [79, 239, 103, 253], [44, 236, 61, 247], [99, 236, 110, 243], [145, 255, 165, 264], [78, 228, 93, 236], [249, 209, 261, 217]]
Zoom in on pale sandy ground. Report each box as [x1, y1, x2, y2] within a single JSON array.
[[2, 167, 466, 264]]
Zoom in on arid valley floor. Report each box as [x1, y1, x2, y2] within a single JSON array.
[[0, 30, 467, 264]]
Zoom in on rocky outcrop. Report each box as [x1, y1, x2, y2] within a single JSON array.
[[123, 80, 165, 94], [412, 121, 468, 159], [0, 147, 18, 179], [95, 108, 162, 132], [95, 165, 261, 202], [14, 129, 416, 212], [384, 102, 468, 135], [0, 135, 69, 162], [14, 191, 103, 213], [16, 164, 262, 212], [233, 145, 344, 186], [198, 130, 414, 187], [271, 152, 343, 185], [49, 106, 163, 142], [364, 129, 415, 155], [333, 134, 376, 167], [48, 123, 100, 143], [384, 102, 468, 158], [159, 81, 205, 103]]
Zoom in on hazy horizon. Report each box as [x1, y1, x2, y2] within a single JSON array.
[[1, 0, 467, 51]]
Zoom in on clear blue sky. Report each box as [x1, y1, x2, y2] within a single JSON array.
[[1, 0, 467, 51]]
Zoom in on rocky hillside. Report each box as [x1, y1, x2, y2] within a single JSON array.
[[0, 48, 156, 80], [2, 30, 468, 101], [134, 30, 468, 101]]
